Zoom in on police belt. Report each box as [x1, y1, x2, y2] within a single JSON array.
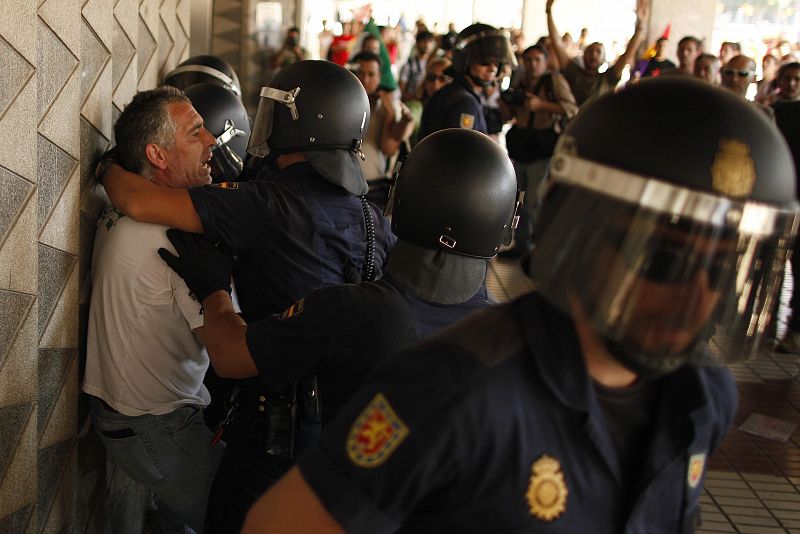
[[235, 376, 321, 460]]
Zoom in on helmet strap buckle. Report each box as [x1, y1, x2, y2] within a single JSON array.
[[439, 235, 457, 249], [216, 119, 247, 147]]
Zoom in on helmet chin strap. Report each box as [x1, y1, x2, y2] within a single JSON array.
[[467, 72, 494, 89], [600, 335, 695, 379]]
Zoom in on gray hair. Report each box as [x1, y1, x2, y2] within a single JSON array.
[[114, 85, 190, 178]]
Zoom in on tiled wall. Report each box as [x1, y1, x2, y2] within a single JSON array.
[[0, 1, 189, 532]]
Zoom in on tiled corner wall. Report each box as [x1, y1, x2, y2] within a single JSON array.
[[0, 1, 189, 532]]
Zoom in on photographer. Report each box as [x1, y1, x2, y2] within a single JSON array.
[[272, 27, 308, 70], [500, 44, 577, 255]]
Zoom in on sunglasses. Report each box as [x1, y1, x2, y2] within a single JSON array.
[[606, 232, 734, 291], [721, 68, 754, 78], [425, 73, 451, 83]]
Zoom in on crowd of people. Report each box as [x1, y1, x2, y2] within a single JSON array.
[[80, 3, 800, 533]]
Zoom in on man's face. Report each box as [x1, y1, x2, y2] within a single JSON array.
[[721, 56, 755, 97], [523, 49, 548, 79], [160, 101, 215, 188], [583, 43, 605, 72], [596, 226, 731, 356], [719, 43, 738, 64], [468, 59, 498, 85], [423, 63, 451, 97], [778, 66, 800, 100], [362, 38, 380, 55], [416, 37, 434, 56], [762, 55, 778, 79], [677, 41, 700, 69], [356, 59, 381, 95], [694, 57, 720, 84], [655, 39, 668, 58]]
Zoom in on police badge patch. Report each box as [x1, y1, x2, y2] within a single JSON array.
[[687, 453, 706, 489], [711, 139, 756, 198], [459, 113, 475, 129], [526, 454, 568, 521], [346, 393, 409, 468]]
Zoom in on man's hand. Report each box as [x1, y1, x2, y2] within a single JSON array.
[[158, 229, 233, 302], [546, 0, 555, 13]]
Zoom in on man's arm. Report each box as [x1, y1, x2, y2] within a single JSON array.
[[195, 291, 258, 378], [546, 0, 572, 73], [379, 92, 414, 157], [242, 467, 346, 534], [103, 164, 203, 232], [610, 0, 650, 80]]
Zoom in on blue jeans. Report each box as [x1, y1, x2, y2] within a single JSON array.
[[90, 396, 224, 533]]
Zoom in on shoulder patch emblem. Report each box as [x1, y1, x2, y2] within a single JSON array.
[[459, 113, 475, 129], [527, 454, 568, 522], [278, 298, 304, 320], [687, 453, 706, 489], [212, 181, 239, 189], [346, 393, 409, 468]]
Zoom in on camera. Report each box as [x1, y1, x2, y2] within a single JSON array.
[[500, 87, 525, 106]]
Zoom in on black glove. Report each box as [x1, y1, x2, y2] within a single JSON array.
[[158, 229, 233, 302]]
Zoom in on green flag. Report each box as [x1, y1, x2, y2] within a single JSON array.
[[364, 18, 397, 91]]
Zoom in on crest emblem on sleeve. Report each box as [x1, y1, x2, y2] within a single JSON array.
[[687, 453, 706, 489], [212, 181, 240, 189], [278, 298, 304, 320], [459, 113, 475, 129], [346, 393, 409, 468], [526, 454, 568, 522]]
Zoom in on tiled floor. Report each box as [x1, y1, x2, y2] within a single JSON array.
[[486, 257, 800, 534]]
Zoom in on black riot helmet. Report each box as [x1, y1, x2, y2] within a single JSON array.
[[452, 23, 517, 75], [164, 55, 242, 97], [526, 77, 800, 375], [389, 128, 519, 258], [183, 83, 251, 182], [247, 60, 371, 195]]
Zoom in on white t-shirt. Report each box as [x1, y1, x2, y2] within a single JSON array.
[[83, 206, 211, 416]]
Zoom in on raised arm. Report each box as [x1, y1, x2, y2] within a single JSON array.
[[546, 0, 572, 73], [379, 91, 414, 157], [242, 467, 347, 534], [103, 164, 203, 232], [611, 0, 650, 79]]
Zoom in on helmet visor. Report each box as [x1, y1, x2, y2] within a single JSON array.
[[460, 31, 518, 69], [247, 86, 300, 157], [528, 154, 799, 366]]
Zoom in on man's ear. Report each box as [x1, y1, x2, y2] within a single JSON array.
[[145, 143, 168, 170]]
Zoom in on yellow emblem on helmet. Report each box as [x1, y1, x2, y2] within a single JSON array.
[[526, 454, 568, 522], [347, 393, 409, 468], [711, 139, 756, 198], [459, 113, 475, 129]]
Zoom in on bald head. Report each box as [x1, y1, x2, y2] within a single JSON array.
[[721, 55, 755, 97]]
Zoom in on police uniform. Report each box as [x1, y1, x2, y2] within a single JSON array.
[[188, 161, 394, 320], [192, 160, 396, 533], [208, 275, 492, 533], [298, 292, 737, 533], [419, 74, 488, 140]]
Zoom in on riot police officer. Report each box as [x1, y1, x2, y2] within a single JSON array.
[[419, 23, 516, 139], [99, 60, 395, 532], [243, 78, 799, 533], [156, 128, 519, 532]]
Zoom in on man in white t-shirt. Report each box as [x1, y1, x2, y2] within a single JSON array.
[[83, 85, 223, 533]]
